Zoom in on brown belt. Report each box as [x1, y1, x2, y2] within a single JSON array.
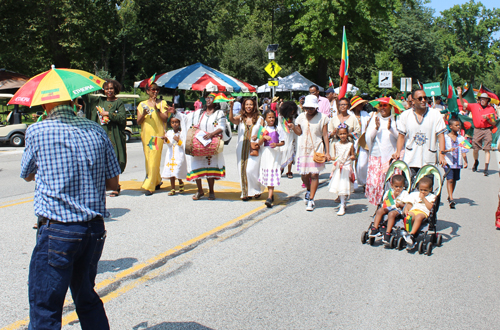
[[38, 216, 103, 226]]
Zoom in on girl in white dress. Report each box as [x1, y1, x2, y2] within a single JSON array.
[[229, 98, 264, 200], [161, 117, 187, 195], [279, 101, 299, 179], [329, 123, 356, 215], [258, 110, 285, 208]]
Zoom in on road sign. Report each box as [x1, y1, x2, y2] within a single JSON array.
[[378, 71, 393, 88], [265, 61, 281, 78], [422, 82, 441, 96], [268, 80, 279, 87], [268, 52, 275, 60], [400, 77, 412, 92]]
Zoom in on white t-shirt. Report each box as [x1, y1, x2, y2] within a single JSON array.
[[404, 191, 436, 216], [396, 108, 447, 168]]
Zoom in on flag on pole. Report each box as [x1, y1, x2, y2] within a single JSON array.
[[404, 215, 413, 232], [462, 83, 477, 104], [282, 118, 291, 134], [417, 80, 423, 90], [382, 190, 395, 208], [328, 76, 334, 88], [338, 27, 349, 99], [479, 85, 499, 105], [459, 139, 472, 149], [441, 65, 458, 113], [147, 73, 156, 87]]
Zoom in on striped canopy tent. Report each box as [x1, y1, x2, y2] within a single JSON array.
[[134, 62, 256, 93]]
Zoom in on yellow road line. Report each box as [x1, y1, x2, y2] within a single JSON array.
[[3, 203, 267, 330], [1, 196, 33, 204], [0, 199, 33, 209]]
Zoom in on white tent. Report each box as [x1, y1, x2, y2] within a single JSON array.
[[334, 83, 359, 95], [257, 71, 324, 93]]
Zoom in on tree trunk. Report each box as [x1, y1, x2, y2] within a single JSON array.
[[316, 56, 328, 88]]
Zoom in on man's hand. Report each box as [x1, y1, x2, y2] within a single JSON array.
[[456, 86, 462, 97], [392, 150, 400, 161]]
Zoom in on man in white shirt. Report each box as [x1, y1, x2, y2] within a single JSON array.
[[325, 88, 338, 118], [393, 89, 447, 177]]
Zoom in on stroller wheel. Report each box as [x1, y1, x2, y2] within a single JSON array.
[[361, 231, 368, 244], [437, 234, 443, 247], [426, 242, 433, 256], [389, 236, 396, 249], [368, 237, 375, 246], [418, 241, 425, 254], [397, 237, 405, 250]]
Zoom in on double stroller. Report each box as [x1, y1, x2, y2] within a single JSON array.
[[361, 160, 445, 256]]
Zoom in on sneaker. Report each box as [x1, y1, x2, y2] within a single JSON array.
[[306, 200, 315, 211], [304, 191, 310, 204], [368, 227, 381, 238], [449, 200, 456, 209], [404, 234, 415, 249], [382, 232, 391, 244], [472, 160, 479, 172], [484, 170, 489, 176], [265, 198, 273, 208], [337, 205, 345, 216]]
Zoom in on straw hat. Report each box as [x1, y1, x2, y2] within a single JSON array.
[[478, 93, 491, 100], [349, 96, 368, 111], [272, 96, 279, 103]]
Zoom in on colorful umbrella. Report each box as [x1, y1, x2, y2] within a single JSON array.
[[8, 66, 105, 107], [212, 93, 234, 103], [134, 62, 256, 93], [369, 97, 405, 115]]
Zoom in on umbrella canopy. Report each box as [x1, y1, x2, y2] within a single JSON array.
[[0, 69, 29, 91], [135, 73, 166, 88], [134, 62, 256, 93], [369, 97, 405, 115], [257, 71, 324, 93], [8, 66, 105, 107]]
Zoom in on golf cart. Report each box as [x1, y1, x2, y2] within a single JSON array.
[[0, 93, 27, 147]]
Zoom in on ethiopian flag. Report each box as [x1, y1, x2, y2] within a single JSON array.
[[338, 27, 349, 99], [404, 215, 413, 232], [148, 136, 159, 150], [282, 118, 291, 134], [441, 65, 458, 113], [459, 139, 472, 149], [382, 190, 395, 208], [147, 73, 156, 87], [328, 76, 334, 88]]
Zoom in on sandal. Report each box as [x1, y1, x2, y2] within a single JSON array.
[[242, 196, 252, 201], [179, 182, 185, 193], [208, 193, 216, 200], [168, 189, 176, 196], [109, 185, 121, 197], [254, 194, 261, 199], [287, 172, 293, 179], [192, 192, 204, 200], [155, 182, 163, 190]]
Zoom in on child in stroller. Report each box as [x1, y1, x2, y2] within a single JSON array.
[[368, 175, 408, 244], [402, 176, 436, 248]]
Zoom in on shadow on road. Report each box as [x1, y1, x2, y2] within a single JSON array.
[[436, 219, 461, 243], [107, 207, 130, 219], [452, 197, 477, 207], [97, 257, 138, 274], [133, 321, 214, 330]]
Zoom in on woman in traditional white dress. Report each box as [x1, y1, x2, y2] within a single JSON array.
[[349, 96, 372, 189], [278, 101, 299, 179], [173, 94, 226, 200], [289, 95, 331, 211], [328, 97, 361, 152], [229, 98, 264, 200]]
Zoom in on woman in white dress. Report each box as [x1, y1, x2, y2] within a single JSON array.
[[289, 95, 331, 211], [229, 98, 264, 201], [328, 97, 361, 150], [173, 94, 226, 200], [349, 96, 372, 189], [278, 101, 299, 178]]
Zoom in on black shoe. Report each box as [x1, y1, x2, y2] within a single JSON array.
[[145, 190, 153, 196], [368, 227, 381, 238], [382, 232, 391, 244], [472, 160, 479, 172], [155, 182, 163, 190], [449, 200, 456, 209], [484, 170, 489, 176], [265, 198, 273, 208]]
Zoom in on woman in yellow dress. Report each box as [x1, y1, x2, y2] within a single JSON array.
[[137, 82, 170, 195]]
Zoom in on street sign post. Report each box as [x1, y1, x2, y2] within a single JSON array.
[[265, 61, 281, 78], [378, 71, 393, 88], [268, 79, 279, 87], [400, 77, 412, 92]]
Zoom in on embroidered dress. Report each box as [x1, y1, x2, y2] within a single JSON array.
[[236, 117, 264, 198], [259, 125, 284, 187], [175, 109, 226, 181], [295, 112, 329, 175], [279, 116, 296, 169], [161, 130, 187, 180], [138, 100, 168, 191], [328, 141, 354, 196]]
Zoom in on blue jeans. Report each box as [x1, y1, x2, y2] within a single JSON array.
[[28, 219, 109, 330]]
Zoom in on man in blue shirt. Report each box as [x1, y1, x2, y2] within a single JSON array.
[[21, 100, 121, 329]]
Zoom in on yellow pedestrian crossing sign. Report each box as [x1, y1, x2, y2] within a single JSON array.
[[268, 80, 279, 87], [265, 61, 281, 78]]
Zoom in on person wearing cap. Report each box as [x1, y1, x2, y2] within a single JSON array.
[[20, 99, 121, 329], [349, 96, 371, 188], [458, 89, 497, 175], [309, 84, 330, 117], [288, 95, 331, 211], [325, 88, 338, 118]]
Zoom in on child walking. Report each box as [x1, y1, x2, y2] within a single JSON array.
[[443, 118, 469, 208], [161, 117, 187, 195], [329, 123, 355, 215], [259, 110, 285, 208]]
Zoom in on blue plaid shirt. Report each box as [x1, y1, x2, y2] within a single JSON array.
[[20, 105, 121, 222]]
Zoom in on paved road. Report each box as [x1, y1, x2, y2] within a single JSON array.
[[1, 139, 499, 329]]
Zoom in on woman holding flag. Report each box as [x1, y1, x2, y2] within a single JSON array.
[[137, 80, 170, 196], [229, 98, 264, 201]]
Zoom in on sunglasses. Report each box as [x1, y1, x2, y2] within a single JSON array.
[[415, 96, 428, 101]]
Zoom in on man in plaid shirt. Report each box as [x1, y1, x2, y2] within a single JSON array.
[[21, 100, 121, 329]]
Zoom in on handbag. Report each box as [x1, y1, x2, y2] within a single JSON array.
[[185, 112, 222, 157], [307, 122, 326, 163]]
